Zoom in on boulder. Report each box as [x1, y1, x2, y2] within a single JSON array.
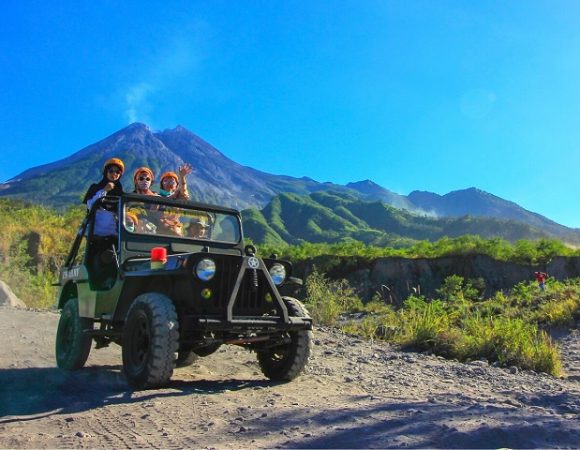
[[0, 280, 26, 308]]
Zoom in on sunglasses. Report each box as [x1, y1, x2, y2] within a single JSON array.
[[138, 176, 151, 181], [108, 168, 122, 174]]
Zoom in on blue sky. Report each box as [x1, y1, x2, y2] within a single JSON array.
[[1, 0, 579, 228]]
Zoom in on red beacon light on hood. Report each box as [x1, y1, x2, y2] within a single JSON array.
[[150, 247, 167, 270]]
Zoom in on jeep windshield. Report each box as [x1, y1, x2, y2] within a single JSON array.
[[123, 199, 241, 244]]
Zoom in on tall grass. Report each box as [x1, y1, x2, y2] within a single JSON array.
[[458, 316, 560, 374], [315, 273, 578, 376], [304, 268, 363, 325]]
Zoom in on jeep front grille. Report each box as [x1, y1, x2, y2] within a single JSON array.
[[213, 257, 276, 316], [215, 257, 239, 309], [234, 269, 269, 313]]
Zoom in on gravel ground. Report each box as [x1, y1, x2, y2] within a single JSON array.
[[0, 306, 578, 449]]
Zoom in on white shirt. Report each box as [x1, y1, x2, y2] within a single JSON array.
[[87, 189, 117, 237]]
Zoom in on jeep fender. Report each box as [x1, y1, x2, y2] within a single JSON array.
[[57, 282, 78, 310]]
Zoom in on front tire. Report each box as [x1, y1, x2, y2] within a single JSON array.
[[257, 297, 312, 381], [122, 293, 179, 389], [55, 298, 93, 370]]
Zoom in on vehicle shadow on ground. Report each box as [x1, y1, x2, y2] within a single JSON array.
[[250, 392, 580, 449], [0, 366, 274, 422]]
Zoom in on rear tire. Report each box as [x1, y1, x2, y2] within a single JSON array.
[[257, 297, 312, 381], [122, 293, 179, 389], [55, 298, 93, 370]]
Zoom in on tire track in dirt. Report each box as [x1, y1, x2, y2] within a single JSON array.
[[1, 306, 579, 449]]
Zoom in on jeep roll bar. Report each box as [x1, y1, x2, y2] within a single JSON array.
[[63, 196, 121, 268]]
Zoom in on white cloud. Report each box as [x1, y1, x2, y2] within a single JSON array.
[[124, 82, 154, 124], [120, 21, 209, 126]]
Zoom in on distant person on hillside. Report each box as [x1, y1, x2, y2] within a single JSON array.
[[534, 271, 548, 292], [132, 167, 160, 196], [83, 157, 125, 237], [159, 163, 192, 200]]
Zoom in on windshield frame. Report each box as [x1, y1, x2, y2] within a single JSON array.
[[119, 193, 243, 245]]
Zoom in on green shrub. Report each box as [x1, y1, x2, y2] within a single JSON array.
[[342, 315, 384, 340], [510, 281, 537, 307], [533, 282, 580, 326], [437, 275, 480, 306], [259, 235, 580, 263], [472, 291, 509, 319], [396, 302, 451, 352], [0, 243, 58, 309], [303, 268, 364, 326], [339, 276, 577, 376], [487, 318, 560, 375], [0, 199, 83, 309], [363, 297, 396, 315]]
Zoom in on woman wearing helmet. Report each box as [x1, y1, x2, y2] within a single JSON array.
[[159, 163, 192, 200], [82, 157, 125, 289], [83, 158, 125, 237], [132, 167, 159, 196]]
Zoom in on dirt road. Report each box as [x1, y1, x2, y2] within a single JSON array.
[[1, 306, 578, 449]]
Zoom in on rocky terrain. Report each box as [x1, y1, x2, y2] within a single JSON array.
[[293, 254, 580, 303], [0, 305, 578, 449]]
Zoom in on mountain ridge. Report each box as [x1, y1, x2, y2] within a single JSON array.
[[241, 191, 562, 246], [1, 122, 578, 243]]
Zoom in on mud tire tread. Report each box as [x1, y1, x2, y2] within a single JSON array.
[[122, 293, 179, 389], [55, 298, 93, 370], [257, 296, 312, 381]]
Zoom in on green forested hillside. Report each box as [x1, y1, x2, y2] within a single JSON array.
[[242, 191, 554, 246], [1, 196, 578, 309]]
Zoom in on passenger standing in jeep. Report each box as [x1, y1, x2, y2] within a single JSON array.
[[83, 158, 125, 289], [132, 167, 159, 196], [159, 163, 192, 200], [83, 158, 125, 237]]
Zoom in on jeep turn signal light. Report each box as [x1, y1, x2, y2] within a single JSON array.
[[151, 247, 167, 270]]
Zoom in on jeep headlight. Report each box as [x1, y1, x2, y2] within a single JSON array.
[[269, 263, 286, 285], [196, 258, 216, 281]]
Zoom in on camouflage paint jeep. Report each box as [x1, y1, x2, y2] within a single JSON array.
[[55, 193, 312, 388]]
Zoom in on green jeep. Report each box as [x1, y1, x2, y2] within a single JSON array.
[[55, 193, 312, 389]]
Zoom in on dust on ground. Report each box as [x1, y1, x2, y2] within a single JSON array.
[[0, 306, 578, 449]]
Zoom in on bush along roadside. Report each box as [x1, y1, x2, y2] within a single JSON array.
[[0, 199, 85, 309], [305, 270, 580, 376]]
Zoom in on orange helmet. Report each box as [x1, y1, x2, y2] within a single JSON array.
[[103, 157, 125, 175], [160, 171, 179, 189]]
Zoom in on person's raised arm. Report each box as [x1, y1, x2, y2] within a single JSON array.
[[177, 163, 192, 200]]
